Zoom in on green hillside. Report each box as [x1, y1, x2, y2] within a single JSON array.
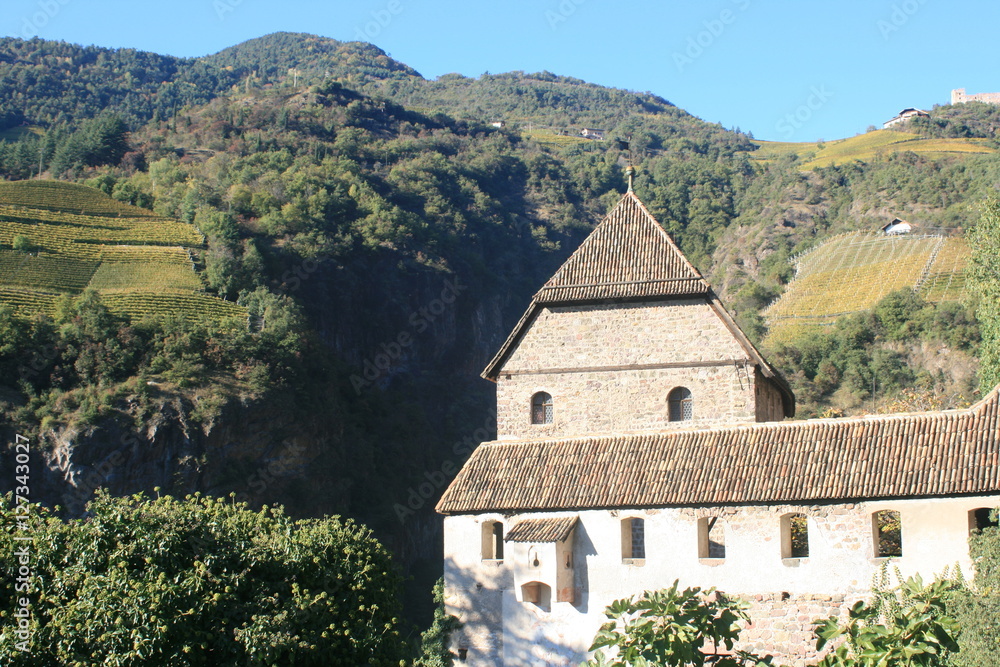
[[764, 232, 970, 343], [0, 180, 245, 323], [750, 129, 995, 169]]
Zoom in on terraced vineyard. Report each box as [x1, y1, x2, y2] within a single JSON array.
[[522, 128, 593, 147], [0, 250, 98, 292], [0, 180, 160, 217], [0, 287, 58, 319], [90, 246, 204, 292], [101, 292, 247, 324], [764, 232, 971, 344], [919, 237, 971, 302], [0, 180, 244, 326], [750, 129, 995, 170], [0, 205, 202, 257]]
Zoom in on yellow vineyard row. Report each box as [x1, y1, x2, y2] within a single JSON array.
[[0, 180, 160, 217]]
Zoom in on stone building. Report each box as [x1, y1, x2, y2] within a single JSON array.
[[951, 88, 1000, 105], [437, 188, 1000, 666]]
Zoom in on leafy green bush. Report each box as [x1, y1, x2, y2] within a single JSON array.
[[11, 235, 34, 253], [413, 578, 462, 667], [585, 581, 772, 667], [0, 491, 407, 666], [814, 575, 959, 667], [968, 198, 1000, 393], [947, 510, 1000, 667]]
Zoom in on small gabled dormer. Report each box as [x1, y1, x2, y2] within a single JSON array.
[[504, 516, 578, 607]]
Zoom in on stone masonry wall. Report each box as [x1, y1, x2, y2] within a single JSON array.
[[497, 365, 757, 439], [503, 300, 746, 370], [739, 593, 860, 667], [496, 300, 768, 439]]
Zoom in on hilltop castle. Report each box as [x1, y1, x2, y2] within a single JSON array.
[[952, 88, 1000, 105], [436, 185, 1000, 666]]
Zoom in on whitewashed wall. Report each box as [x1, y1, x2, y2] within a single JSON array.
[[444, 494, 1000, 667]]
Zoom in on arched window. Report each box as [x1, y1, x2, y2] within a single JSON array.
[[531, 392, 553, 424], [621, 517, 645, 561], [781, 513, 809, 558], [668, 387, 693, 421], [873, 510, 902, 557], [521, 581, 551, 610], [698, 516, 726, 559], [969, 507, 999, 533], [481, 521, 504, 560]]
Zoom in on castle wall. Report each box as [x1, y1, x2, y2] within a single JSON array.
[[443, 494, 1000, 667], [496, 300, 765, 439], [952, 88, 1000, 105]]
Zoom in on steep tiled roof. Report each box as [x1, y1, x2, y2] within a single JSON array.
[[505, 516, 578, 543], [436, 387, 1000, 514], [534, 192, 708, 303]]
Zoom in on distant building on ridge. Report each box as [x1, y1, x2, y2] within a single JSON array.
[[952, 88, 1000, 105], [883, 108, 929, 129]]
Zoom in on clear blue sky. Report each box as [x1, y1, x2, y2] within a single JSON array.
[[4, 0, 999, 142]]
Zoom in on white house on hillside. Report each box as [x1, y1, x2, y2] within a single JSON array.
[[882, 108, 929, 129]]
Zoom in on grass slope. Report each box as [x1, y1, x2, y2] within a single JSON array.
[[0, 181, 244, 323], [764, 232, 970, 343], [750, 129, 994, 169]]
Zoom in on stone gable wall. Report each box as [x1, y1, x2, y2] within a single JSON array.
[[497, 365, 757, 439], [503, 300, 746, 370], [496, 299, 769, 439]]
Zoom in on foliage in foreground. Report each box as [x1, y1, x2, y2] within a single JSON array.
[[815, 575, 959, 667], [584, 574, 965, 667], [968, 197, 1000, 394], [947, 512, 1000, 667], [0, 492, 406, 666], [585, 581, 773, 667], [412, 578, 462, 667]]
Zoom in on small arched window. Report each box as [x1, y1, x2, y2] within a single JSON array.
[[969, 507, 999, 533], [668, 387, 693, 422], [621, 517, 645, 561], [481, 521, 504, 561], [781, 513, 809, 559], [521, 581, 551, 610], [698, 516, 726, 559], [531, 392, 553, 424], [873, 510, 902, 557]]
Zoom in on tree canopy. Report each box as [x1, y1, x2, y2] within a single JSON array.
[[0, 492, 407, 666]]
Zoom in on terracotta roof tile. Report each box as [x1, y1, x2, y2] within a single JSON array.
[[534, 192, 708, 303], [505, 516, 578, 543], [437, 387, 1000, 514]]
